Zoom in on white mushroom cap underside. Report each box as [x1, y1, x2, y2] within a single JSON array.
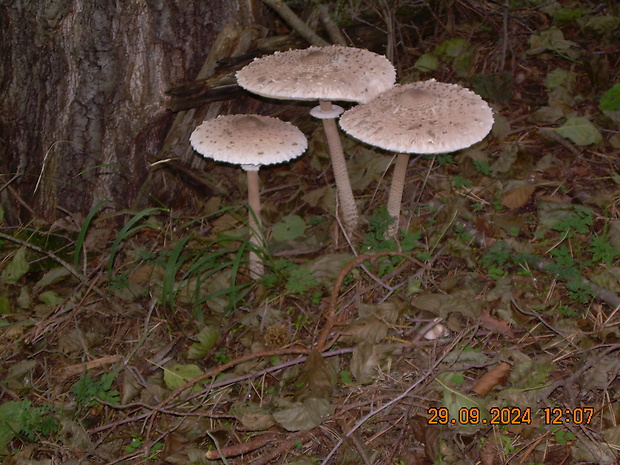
[[236, 45, 396, 104], [339, 79, 494, 154], [190, 114, 308, 166]]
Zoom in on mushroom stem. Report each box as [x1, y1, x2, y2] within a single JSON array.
[[318, 100, 359, 231], [386, 153, 410, 237], [246, 169, 264, 279]]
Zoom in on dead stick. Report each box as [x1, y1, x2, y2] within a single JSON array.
[[315, 251, 429, 351], [260, 0, 330, 46], [250, 431, 313, 465], [206, 432, 278, 459]]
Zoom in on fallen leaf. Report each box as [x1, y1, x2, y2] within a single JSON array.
[[479, 310, 514, 336], [295, 349, 335, 401], [163, 363, 205, 390], [470, 362, 512, 396], [1, 247, 29, 284], [273, 397, 334, 431], [350, 342, 401, 384], [553, 116, 603, 146], [501, 183, 535, 209]]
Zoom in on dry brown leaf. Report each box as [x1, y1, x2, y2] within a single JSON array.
[[470, 362, 512, 396], [479, 309, 514, 336], [295, 349, 334, 400], [501, 183, 536, 209]]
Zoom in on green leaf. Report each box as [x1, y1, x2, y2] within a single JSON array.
[[272, 215, 306, 241], [553, 116, 603, 145], [414, 53, 439, 72], [600, 83, 620, 111], [273, 397, 334, 431], [38, 290, 65, 306], [307, 253, 352, 288], [35, 267, 72, 289], [527, 27, 576, 55], [436, 374, 489, 434], [0, 296, 10, 314], [544, 68, 571, 89], [286, 266, 319, 294], [435, 38, 469, 57], [0, 400, 29, 453], [470, 72, 513, 105], [228, 402, 276, 431], [347, 150, 391, 191], [578, 15, 620, 36], [187, 326, 220, 360], [163, 363, 205, 390], [1, 247, 29, 283]]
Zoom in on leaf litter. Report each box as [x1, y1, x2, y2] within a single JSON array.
[[2, 3, 620, 465]]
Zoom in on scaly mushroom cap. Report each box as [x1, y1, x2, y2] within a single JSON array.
[[236, 45, 396, 104], [339, 79, 494, 154], [190, 114, 308, 167]]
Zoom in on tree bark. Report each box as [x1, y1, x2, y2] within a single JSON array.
[[0, 0, 262, 223]]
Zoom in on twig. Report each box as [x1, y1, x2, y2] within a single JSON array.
[[320, 329, 470, 465], [260, 0, 330, 46], [143, 346, 354, 441], [206, 431, 277, 460], [538, 127, 581, 157], [249, 431, 313, 465], [535, 344, 620, 402], [315, 251, 431, 351], [510, 294, 580, 349], [318, 4, 347, 45], [90, 349, 352, 435]]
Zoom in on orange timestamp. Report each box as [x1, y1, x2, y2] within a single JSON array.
[[427, 407, 595, 425]]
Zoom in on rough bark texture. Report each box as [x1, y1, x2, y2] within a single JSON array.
[[0, 0, 262, 223]]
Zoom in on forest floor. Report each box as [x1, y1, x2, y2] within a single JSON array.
[[1, 2, 620, 465]]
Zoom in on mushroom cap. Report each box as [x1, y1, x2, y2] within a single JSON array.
[[339, 79, 494, 154], [190, 114, 308, 167], [236, 45, 396, 104]]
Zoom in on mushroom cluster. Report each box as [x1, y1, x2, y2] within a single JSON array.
[[236, 45, 396, 231], [339, 79, 494, 236], [190, 114, 307, 278], [190, 45, 494, 282]]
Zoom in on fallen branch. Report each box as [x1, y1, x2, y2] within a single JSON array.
[[205, 431, 278, 459], [249, 431, 314, 465], [260, 0, 330, 46], [318, 4, 347, 45]]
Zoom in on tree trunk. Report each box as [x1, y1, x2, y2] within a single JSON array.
[[0, 0, 263, 223]]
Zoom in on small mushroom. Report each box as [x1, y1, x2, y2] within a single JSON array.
[[339, 79, 494, 236], [190, 115, 307, 278], [236, 45, 396, 232]]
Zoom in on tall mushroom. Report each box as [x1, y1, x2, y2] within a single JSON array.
[[339, 79, 494, 236], [236, 45, 396, 232], [190, 114, 307, 279]]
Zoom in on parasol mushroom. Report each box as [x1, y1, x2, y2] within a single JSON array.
[[236, 45, 396, 232], [190, 114, 307, 278], [339, 79, 494, 236]]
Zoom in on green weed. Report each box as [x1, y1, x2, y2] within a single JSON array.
[[70, 372, 120, 408], [474, 160, 492, 175], [551, 205, 592, 238], [0, 400, 59, 452]]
